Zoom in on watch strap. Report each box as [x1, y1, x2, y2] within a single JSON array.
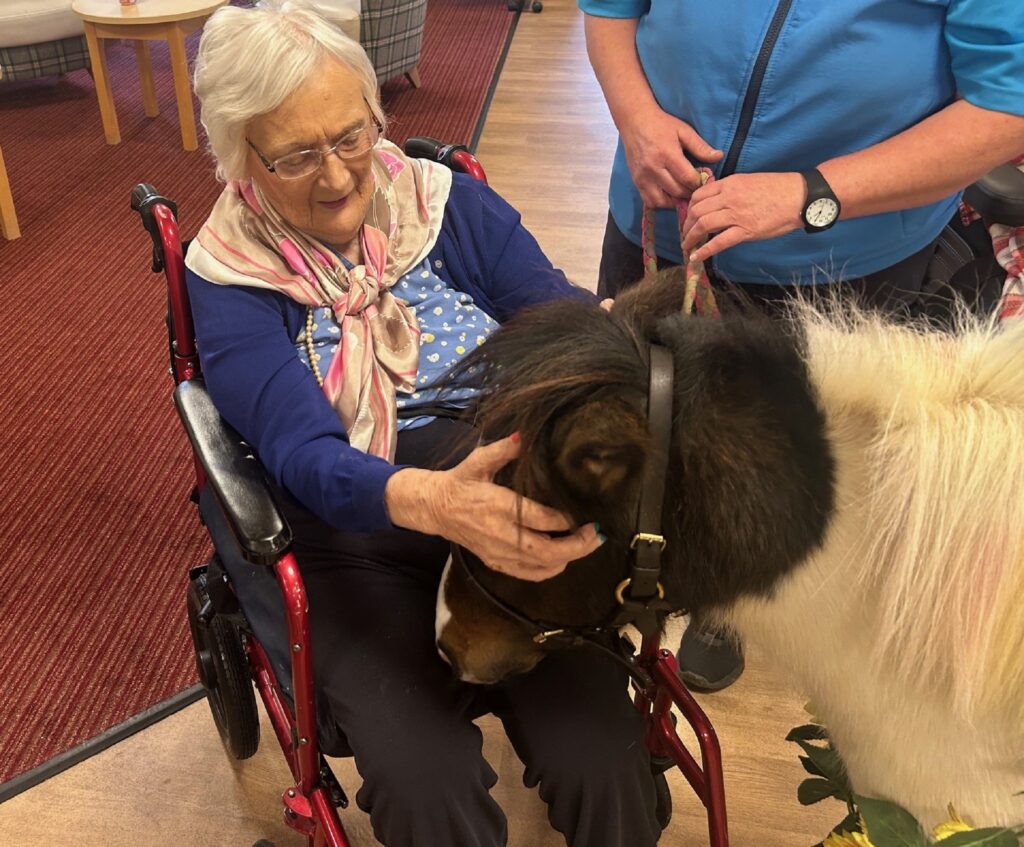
[[800, 168, 841, 232]]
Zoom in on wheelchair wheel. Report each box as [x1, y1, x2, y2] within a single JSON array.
[[653, 770, 673, 830], [187, 578, 260, 760]]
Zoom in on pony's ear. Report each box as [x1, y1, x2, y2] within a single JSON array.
[[551, 398, 648, 501], [610, 267, 687, 335]]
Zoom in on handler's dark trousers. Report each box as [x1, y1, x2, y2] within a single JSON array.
[[217, 419, 662, 847]]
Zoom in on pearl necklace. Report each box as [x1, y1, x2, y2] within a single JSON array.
[[305, 306, 324, 387]]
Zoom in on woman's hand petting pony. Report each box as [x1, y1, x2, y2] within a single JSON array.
[[385, 434, 604, 581]]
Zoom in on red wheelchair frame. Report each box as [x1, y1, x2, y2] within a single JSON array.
[[132, 140, 729, 847]]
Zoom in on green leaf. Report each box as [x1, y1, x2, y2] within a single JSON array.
[[800, 754, 826, 777], [797, 740, 853, 800], [799, 778, 839, 806], [855, 795, 929, 847], [787, 723, 831, 743], [937, 828, 1020, 847]]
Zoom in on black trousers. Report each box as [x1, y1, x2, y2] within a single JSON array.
[[596, 211, 941, 320], [222, 419, 661, 847]]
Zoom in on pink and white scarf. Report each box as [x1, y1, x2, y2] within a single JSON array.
[[186, 141, 451, 460]]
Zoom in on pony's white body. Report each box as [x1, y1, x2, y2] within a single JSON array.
[[724, 313, 1024, 828]]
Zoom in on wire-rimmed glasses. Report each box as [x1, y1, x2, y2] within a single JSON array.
[[247, 116, 383, 180]]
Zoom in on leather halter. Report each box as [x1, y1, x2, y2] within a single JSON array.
[[609, 344, 675, 638], [454, 343, 676, 655]]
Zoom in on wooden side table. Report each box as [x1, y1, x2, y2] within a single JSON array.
[[0, 64, 19, 240], [71, 0, 226, 151], [0, 144, 19, 241]]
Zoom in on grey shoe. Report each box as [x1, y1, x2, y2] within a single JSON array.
[[676, 623, 745, 692]]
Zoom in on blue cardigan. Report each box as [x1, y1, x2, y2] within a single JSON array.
[[186, 173, 592, 534]]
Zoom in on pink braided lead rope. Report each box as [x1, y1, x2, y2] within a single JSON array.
[[642, 169, 720, 319]]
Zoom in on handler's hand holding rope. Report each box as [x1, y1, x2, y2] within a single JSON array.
[[642, 169, 720, 318]]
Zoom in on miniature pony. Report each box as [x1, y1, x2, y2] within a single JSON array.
[[435, 271, 1024, 829]]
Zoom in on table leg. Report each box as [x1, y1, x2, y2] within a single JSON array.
[[0, 145, 20, 241], [134, 41, 159, 118], [167, 24, 198, 151], [82, 21, 121, 145]]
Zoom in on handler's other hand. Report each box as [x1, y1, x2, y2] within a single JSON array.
[[619, 106, 723, 209], [681, 171, 805, 262], [385, 435, 605, 581]]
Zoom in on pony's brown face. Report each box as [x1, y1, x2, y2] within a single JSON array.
[[436, 391, 650, 684], [436, 552, 548, 684]]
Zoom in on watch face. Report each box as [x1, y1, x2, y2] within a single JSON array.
[[806, 197, 839, 228]]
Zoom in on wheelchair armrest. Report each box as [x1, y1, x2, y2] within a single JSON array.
[[963, 163, 1024, 227], [173, 379, 292, 566]]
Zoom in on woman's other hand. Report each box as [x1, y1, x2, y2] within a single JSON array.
[[681, 172, 805, 262], [385, 435, 604, 581], [619, 106, 723, 209]]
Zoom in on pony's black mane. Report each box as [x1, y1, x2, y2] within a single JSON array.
[[443, 275, 836, 622]]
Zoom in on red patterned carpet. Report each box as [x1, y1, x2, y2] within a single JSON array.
[[0, 0, 517, 790]]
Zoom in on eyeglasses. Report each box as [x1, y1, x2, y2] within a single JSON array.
[[247, 116, 383, 180]]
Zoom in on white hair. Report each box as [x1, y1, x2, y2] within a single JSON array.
[[193, 0, 385, 182]]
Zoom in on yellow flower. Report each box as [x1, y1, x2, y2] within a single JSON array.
[[823, 829, 873, 847], [933, 805, 973, 841]]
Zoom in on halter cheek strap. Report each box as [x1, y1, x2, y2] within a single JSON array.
[[611, 343, 676, 639]]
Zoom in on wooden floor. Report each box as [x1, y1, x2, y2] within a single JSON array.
[[0, 2, 843, 845]]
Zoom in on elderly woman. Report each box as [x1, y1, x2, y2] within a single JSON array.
[[184, 2, 661, 846]]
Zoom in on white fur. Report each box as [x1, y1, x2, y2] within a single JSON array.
[[434, 556, 492, 683], [722, 309, 1024, 829], [435, 555, 453, 651]]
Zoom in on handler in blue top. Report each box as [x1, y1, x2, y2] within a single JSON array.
[[581, 0, 1024, 689], [584, 0, 1024, 294], [183, 3, 663, 847]]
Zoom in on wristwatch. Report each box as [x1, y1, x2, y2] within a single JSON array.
[[800, 168, 841, 233]]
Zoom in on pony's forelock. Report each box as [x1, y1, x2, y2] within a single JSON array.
[[444, 299, 650, 494]]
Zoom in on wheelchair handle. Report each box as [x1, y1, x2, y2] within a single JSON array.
[[131, 183, 179, 273], [963, 162, 1024, 227], [403, 137, 488, 184], [131, 183, 197, 378]]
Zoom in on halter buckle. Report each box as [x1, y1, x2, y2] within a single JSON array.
[[533, 628, 566, 644], [614, 577, 665, 606], [630, 532, 667, 550]]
